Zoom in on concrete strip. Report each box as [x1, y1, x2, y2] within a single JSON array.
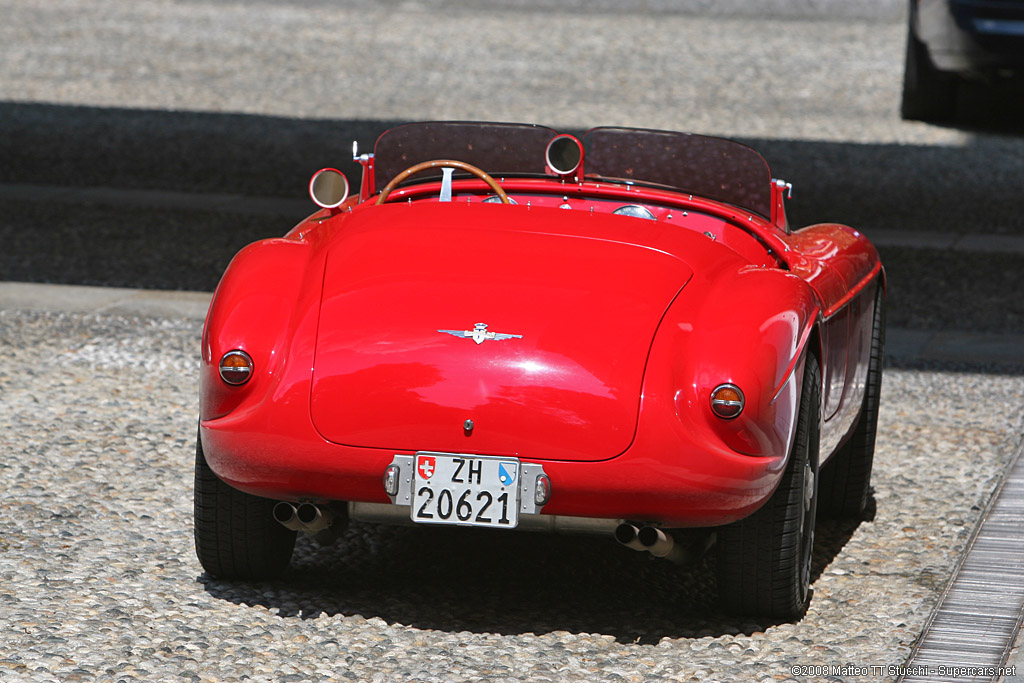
[[2, 282, 1022, 365], [955, 234, 1024, 254], [885, 327, 937, 361], [886, 327, 1024, 365], [0, 282, 211, 321], [869, 230, 1024, 254], [869, 231, 959, 250], [925, 331, 1024, 365]]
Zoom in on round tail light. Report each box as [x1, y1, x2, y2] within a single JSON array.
[[218, 350, 253, 385], [710, 384, 744, 419]]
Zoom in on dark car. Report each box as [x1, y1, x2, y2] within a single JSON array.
[[902, 0, 1024, 120]]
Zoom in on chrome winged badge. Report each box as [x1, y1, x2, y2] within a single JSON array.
[[438, 323, 523, 345]]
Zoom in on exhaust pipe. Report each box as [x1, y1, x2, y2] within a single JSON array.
[[273, 502, 304, 531], [614, 523, 647, 551], [296, 502, 333, 533], [637, 526, 690, 564]]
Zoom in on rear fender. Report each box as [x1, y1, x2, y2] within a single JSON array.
[[662, 266, 821, 460], [200, 238, 317, 420]]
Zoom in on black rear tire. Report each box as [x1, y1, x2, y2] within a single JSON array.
[[819, 285, 885, 518], [901, 23, 958, 121], [193, 431, 296, 579], [716, 357, 821, 620]]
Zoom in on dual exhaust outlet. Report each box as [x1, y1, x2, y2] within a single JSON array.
[[273, 501, 344, 543], [615, 523, 704, 564]]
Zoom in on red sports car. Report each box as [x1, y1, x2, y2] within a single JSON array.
[[194, 121, 884, 619]]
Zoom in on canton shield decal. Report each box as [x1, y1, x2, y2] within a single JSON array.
[[497, 461, 518, 486], [417, 455, 436, 480]]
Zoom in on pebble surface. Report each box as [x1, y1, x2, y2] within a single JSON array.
[[2, 308, 1023, 682]]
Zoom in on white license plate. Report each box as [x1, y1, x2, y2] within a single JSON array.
[[411, 453, 520, 528]]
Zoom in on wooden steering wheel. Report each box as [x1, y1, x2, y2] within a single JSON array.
[[375, 159, 511, 205]]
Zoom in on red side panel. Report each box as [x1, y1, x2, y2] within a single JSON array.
[[783, 223, 882, 454]]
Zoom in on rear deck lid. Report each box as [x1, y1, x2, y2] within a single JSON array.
[[309, 203, 692, 462]]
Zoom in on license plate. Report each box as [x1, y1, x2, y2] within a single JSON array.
[[411, 453, 520, 528]]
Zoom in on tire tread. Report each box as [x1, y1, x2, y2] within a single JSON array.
[[716, 358, 821, 620], [193, 431, 296, 580]]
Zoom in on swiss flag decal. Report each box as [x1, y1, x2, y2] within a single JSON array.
[[417, 455, 436, 480]]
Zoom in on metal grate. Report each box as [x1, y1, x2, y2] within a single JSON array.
[[901, 440, 1024, 683]]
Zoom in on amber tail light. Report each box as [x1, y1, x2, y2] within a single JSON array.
[[218, 350, 254, 385], [710, 383, 744, 419]]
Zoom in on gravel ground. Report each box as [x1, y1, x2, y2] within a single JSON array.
[[3, 1, 1024, 679], [2, 308, 1023, 682]]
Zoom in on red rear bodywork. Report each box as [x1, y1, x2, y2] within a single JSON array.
[[199, 122, 882, 528]]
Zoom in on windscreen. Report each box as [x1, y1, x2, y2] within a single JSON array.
[[373, 121, 557, 193], [582, 127, 772, 217]]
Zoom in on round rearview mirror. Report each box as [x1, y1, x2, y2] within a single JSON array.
[[309, 168, 350, 209], [545, 135, 583, 176]]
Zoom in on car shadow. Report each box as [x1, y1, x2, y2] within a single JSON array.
[[199, 503, 866, 644], [3, 100, 1024, 237]]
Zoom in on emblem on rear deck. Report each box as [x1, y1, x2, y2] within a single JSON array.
[[438, 323, 523, 345]]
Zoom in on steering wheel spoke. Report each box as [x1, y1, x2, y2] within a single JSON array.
[[439, 167, 455, 202]]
